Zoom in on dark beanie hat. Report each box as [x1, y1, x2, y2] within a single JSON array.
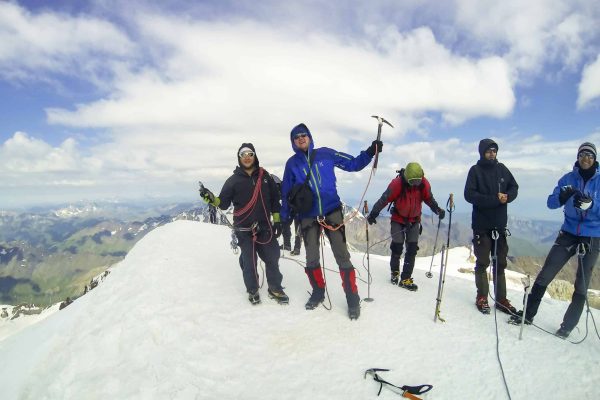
[[578, 142, 596, 159], [478, 138, 498, 158], [237, 142, 259, 168]]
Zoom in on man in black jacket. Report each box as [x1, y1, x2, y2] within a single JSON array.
[[200, 143, 288, 305], [464, 139, 519, 315]]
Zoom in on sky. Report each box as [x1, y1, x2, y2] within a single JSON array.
[[0, 0, 600, 220], [1, 220, 599, 399]]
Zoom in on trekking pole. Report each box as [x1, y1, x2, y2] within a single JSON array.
[[519, 274, 531, 340], [434, 245, 447, 323], [434, 194, 454, 323], [363, 200, 374, 302], [370, 116, 393, 174], [425, 218, 442, 278]]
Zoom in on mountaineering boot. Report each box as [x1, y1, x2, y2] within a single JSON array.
[[305, 289, 325, 310], [348, 305, 361, 320], [399, 277, 418, 291], [268, 288, 289, 305], [279, 244, 291, 251], [248, 290, 261, 305], [346, 292, 361, 320], [304, 267, 326, 310], [495, 298, 517, 315], [390, 271, 400, 285], [555, 325, 571, 339], [290, 248, 301, 256], [476, 295, 491, 314], [508, 310, 532, 325]]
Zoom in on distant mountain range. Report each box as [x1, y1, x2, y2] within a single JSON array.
[[1, 200, 597, 307], [0, 201, 209, 306]]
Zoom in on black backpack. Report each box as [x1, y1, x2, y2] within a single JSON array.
[[288, 151, 316, 216]]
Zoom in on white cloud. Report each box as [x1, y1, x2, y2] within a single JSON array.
[[454, 0, 600, 82], [0, 2, 135, 84], [577, 54, 600, 109], [45, 16, 515, 136]]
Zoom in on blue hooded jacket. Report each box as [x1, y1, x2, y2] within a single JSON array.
[[280, 123, 373, 221], [547, 162, 600, 237]]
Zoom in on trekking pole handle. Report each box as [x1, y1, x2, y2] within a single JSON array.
[[446, 193, 455, 212], [363, 200, 369, 214]]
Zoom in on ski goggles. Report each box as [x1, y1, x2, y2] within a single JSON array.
[[294, 133, 308, 140], [407, 178, 422, 186], [238, 151, 255, 158], [578, 150, 595, 159]]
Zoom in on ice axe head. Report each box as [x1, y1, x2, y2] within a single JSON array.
[[371, 115, 394, 129]]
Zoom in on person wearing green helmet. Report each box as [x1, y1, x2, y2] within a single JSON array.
[[367, 162, 444, 291]]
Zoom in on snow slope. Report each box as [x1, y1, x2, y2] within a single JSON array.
[[0, 220, 598, 400]]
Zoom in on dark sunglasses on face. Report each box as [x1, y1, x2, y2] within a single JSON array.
[[239, 151, 255, 158], [485, 148, 497, 154], [578, 151, 595, 159], [294, 133, 308, 140], [408, 178, 422, 186]]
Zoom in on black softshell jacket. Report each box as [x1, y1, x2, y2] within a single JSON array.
[[464, 139, 519, 231], [218, 167, 281, 230]]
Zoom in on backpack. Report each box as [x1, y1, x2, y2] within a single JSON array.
[[288, 151, 316, 216]]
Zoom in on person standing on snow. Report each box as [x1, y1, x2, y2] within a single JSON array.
[[510, 142, 600, 339], [366, 162, 445, 291], [280, 123, 382, 320], [200, 143, 288, 306], [464, 138, 519, 315]]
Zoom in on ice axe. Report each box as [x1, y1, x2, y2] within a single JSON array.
[[371, 115, 393, 174]]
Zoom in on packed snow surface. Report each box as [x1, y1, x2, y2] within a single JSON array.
[[0, 220, 599, 399]]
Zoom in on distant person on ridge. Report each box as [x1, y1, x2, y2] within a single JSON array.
[[272, 175, 302, 255], [464, 138, 519, 315], [208, 203, 217, 224], [280, 123, 382, 320], [200, 143, 288, 305], [366, 162, 445, 291], [510, 142, 600, 338]]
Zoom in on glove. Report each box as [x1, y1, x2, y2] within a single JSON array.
[[366, 140, 383, 157], [558, 185, 576, 205], [200, 187, 220, 207], [273, 222, 282, 238], [437, 208, 446, 220], [574, 193, 593, 211], [367, 212, 378, 225], [272, 213, 282, 238]]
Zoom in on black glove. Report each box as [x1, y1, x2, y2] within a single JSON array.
[[367, 213, 378, 225], [437, 208, 446, 220], [558, 185, 576, 205], [574, 193, 593, 211], [273, 222, 282, 238], [366, 140, 383, 157]]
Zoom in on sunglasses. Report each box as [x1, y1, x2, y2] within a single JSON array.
[[408, 178, 422, 186], [294, 133, 308, 140], [578, 151, 595, 159], [239, 151, 255, 158], [485, 148, 497, 154]]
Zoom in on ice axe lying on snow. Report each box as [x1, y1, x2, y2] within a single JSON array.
[[364, 368, 433, 399]]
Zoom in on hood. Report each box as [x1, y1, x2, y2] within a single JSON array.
[[237, 142, 259, 168], [290, 123, 315, 154], [478, 138, 498, 159]]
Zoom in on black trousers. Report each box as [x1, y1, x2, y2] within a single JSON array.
[[236, 230, 283, 294], [472, 229, 509, 299], [525, 231, 599, 331]]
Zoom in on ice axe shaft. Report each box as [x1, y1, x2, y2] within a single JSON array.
[[371, 115, 393, 172]]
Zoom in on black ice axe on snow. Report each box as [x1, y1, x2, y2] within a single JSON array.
[[371, 115, 393, 174]]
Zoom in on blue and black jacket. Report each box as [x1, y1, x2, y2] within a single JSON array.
[[548, 162, 600, 237], [280, 123, 373, 221]]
